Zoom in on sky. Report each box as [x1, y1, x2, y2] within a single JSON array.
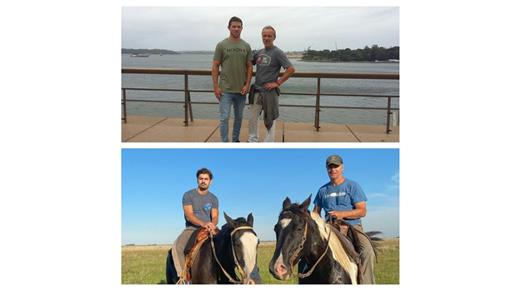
[[122, 7, 399, 51], [122, 148, 399, 245]]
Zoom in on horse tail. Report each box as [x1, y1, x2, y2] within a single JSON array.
[[365, 231, 383, 241]]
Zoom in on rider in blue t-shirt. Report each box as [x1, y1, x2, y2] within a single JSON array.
[[313, 155, 376, 284]]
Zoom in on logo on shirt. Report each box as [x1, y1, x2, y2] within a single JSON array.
[[326, 191, 347, 198], [256, 54, 271, 66], [204, 203, 212, 213], [226, 48, 247, 54]]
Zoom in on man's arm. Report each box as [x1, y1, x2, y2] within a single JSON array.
[[277, 66, 295, 86], [183, 205, 217, 233], [211, 208, 219, 226], [328, 201, 367, 220], [211, 60, 223, 100], [241, 60, 253, 95], [264, 66, 295, 90]]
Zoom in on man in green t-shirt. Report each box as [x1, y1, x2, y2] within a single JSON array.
[[211, 16, 253, 142]]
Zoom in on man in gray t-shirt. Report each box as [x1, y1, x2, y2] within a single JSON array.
[[171, 168, 219, 280], [182, 188, 219, 228], [248, 25, 295, 142]]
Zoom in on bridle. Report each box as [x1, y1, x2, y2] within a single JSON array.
[[282, 216, 332, 279], [209, 226, 256, 284]]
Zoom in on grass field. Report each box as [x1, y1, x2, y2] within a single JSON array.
[[121, 238, 399, 284]]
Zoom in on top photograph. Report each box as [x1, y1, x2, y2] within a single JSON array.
[[121, 7, 399, 142]]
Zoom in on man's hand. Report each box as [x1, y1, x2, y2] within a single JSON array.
[[203, 222, 217, 234], [241, 84, 249, 95], [214, 87, 223, 101], [263, 82, 279, 90], [328, 211, 341, 219]]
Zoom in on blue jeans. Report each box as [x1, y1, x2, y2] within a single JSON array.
[[219, 93, 246, 142]]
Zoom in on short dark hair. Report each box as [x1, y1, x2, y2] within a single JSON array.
[[196, 168, 213, 180], [228, 16, 243, 28]]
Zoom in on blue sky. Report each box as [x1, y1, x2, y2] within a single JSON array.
[[122, 148, 399, 244]]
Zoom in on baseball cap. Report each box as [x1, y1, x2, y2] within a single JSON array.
[[326, 155, 343, 166]]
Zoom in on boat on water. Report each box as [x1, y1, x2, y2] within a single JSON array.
[[130, 54, 150, 57]]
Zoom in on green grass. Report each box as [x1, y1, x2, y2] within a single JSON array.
[[121, 239, 399, 284], [374, 238, 400, 284]]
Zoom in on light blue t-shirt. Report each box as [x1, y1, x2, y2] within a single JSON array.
[[313, 179, 367, 225]]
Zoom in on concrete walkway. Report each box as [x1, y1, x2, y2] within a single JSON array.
[[122, 115, 399, 142]]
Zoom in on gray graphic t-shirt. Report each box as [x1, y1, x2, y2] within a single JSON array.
[[182, 189, 219, 228], [253, 46, 292, 86]]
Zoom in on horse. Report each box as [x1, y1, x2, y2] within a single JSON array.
[[269, 195, 365, 284], [166, 212, 260, 284]]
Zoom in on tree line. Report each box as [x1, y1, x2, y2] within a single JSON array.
[[302, 45, 399, 62]]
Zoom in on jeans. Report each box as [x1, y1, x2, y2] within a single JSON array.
[[219, 93, 246, 142]]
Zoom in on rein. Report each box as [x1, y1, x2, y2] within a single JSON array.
[[209, 226, 255, 284], [299, 225, 331, 278], [286, 219, 332, 279]]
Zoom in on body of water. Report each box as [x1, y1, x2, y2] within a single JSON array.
[[122, 53, 399, 125]]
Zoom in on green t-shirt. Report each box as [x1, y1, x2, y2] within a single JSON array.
[[213, 38, 252, 93]]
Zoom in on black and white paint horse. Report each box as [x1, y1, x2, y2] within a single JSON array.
[[166, 213, 259, 284], [269, 196, 361, 284]]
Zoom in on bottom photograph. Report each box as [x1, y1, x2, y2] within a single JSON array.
[[121, 148, 399, 284]]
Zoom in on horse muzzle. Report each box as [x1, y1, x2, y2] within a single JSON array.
[[269, 261, 292, 280]]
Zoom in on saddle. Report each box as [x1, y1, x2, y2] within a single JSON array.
[[180, 227, 219, 282]]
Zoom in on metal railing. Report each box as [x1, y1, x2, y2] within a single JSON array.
[[122, 68, 399, 133]]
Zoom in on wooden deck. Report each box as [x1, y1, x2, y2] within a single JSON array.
[[122, 115, 399, 142]]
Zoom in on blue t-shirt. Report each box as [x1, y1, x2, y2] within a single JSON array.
[[313, 179, 367, 225]]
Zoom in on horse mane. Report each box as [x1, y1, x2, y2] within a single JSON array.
[[309, 211, 358, 284], [214, 217, 251, 245]]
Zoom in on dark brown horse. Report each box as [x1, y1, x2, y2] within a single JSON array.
[[269, 196, 362, 284], [166, 213, 260, 284]]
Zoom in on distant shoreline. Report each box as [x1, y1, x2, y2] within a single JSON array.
[[299, 59, 399, 63]]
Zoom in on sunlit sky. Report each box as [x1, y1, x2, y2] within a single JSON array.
[[122, 7, 399, 51], [122, 148, 399, 245]]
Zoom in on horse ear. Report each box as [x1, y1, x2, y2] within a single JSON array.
[[282, 197, 291, 210], [224, 212, 236, 228], [247, 213, 254, 226], [300, 194, 312, 210]]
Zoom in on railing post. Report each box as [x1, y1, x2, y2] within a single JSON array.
[[386, 96, 392, 134], [314, 77, 321, 131], [122, 88, 127, 123], [184, 74, 189, 126]]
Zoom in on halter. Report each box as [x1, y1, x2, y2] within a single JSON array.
[[209, 225, 256, 284], [285, 218, 332, 279]]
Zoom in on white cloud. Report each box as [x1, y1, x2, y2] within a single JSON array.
[[122, 7, 399, 51]]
